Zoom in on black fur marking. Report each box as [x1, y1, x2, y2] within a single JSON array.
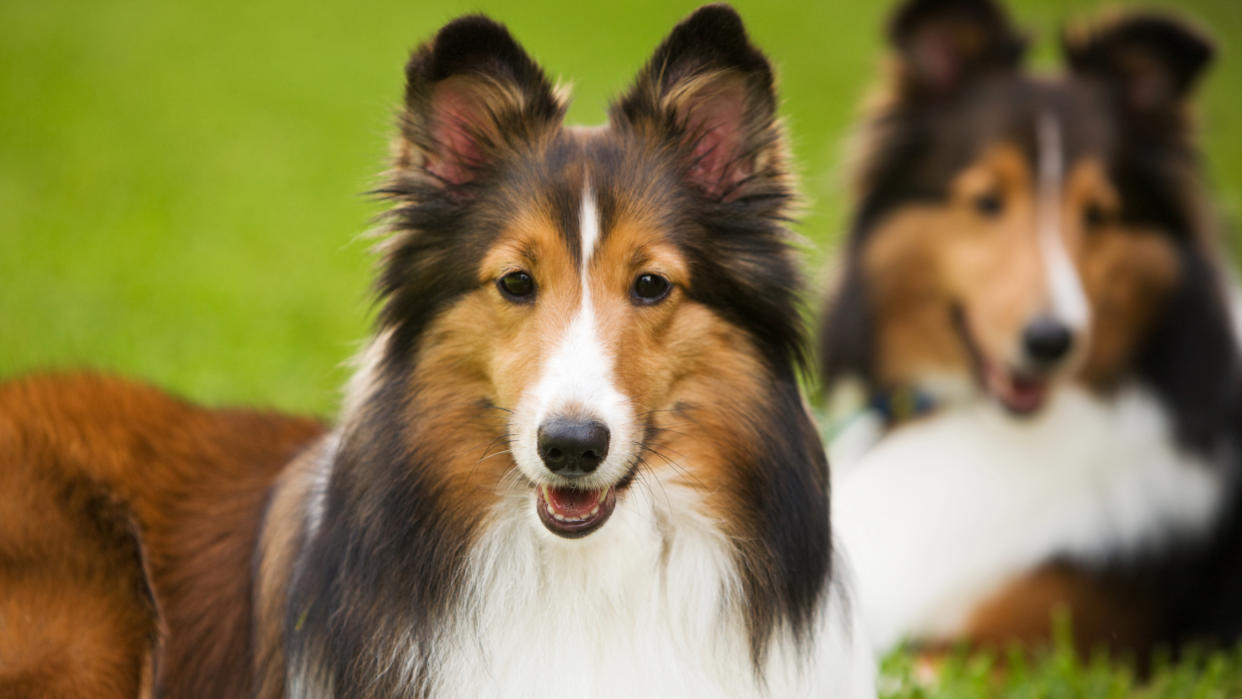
[[733, 378, 833, 668], [1137, 249, 1241, 453]]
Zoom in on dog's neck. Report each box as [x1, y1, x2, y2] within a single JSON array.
[[426, 472, 798, 697]]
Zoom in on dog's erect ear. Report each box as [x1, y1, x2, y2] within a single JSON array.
[[887, 0, 1026, 97], [1064, 13, 1213, 117], [399, 16, 564, 188], [611, 4, 782, 200]]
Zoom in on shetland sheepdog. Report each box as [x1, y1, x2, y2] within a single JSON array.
[[0, 6, 873, 697], [821, 0, 1242, 660]]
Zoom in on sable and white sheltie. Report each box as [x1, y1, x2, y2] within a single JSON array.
[[0, 6, 874, 697], [822, 0, 1242, 660]]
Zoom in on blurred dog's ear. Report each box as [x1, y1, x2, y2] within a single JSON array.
[[611, 4, 783, 200], [399, 15, 565, 188], [1064, 13, 1214, 116], [887, 0, 1027, 97]]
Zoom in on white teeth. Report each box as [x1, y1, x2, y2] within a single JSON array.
[[540, 487, 608, 524]]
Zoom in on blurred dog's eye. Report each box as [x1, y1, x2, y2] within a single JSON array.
[[973, 193, 1004, 218], [498, 271, 535, 302], [631, 273, 672, 305], [1083, 202, 1108, 229]]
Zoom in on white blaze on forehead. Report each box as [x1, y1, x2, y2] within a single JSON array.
[[579, 185, 601, 269], [1036, 112, 1090, 331], [510, 183, 635, 487]]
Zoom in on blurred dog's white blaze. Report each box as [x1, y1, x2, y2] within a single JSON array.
[[1036, 112, 1090, 333], [511, 185, 636, 491]]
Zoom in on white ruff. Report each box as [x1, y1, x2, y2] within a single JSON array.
[[410, 482, 875, 698], [833, 383, 1227, 652]]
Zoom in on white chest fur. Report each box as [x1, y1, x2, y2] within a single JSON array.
[[833, 384, 1228, 652], [419, 485, 875, 698]]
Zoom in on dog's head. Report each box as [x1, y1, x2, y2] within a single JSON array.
[[823, 0, 1231, 421], [344, 5, 816, 546]]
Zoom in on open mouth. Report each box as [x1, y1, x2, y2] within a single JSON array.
[[952, 306, 1051, 416], [536, 485, 617, 539], [981, 361, 1050, 416]]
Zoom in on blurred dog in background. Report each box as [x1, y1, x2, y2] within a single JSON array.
[[822, 0, 1242, 661]]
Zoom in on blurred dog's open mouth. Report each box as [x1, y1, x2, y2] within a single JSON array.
[[536, 485, 617, 538], [981, 361, 1050, 415], [952, 306, 1051, 416]]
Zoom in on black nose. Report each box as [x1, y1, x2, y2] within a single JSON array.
[[1022, 316, 1073, 364], [537, 418, 610, 477]]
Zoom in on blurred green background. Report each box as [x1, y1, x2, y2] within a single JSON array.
[[2, 0, 1240, 416]]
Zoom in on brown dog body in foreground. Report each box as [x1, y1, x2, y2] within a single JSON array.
[[0, 374, 323, 697]]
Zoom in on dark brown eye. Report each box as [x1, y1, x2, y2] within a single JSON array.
[[973, 192, 1004, 217], [498, 271, 535, 302], [1083, 202, 1108, 229], [631, 273, 672, 305]]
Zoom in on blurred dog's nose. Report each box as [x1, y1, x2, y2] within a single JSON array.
[[537, 418, 610, 477], [1022, 315, 1073, 365]]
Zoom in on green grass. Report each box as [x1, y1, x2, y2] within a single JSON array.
[[880, 614, 1242, 698], [882, 645, 1242, 699], [4, 0, 1242, 694]]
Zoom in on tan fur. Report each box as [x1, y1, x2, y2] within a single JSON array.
[[963, 562, 1157, 659], [651, 310, 772, 526], [253, 442, 327, 699], [477, 202, 586, 414], [0, 374, 324, 698], [0, 449, 155, 699]]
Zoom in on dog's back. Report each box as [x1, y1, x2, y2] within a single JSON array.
[[0, 374, 323, 697]]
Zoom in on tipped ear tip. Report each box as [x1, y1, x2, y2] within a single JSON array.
[[673, 4, 760, 55], [434, 14, 517, 53], [1127, 13, 1215, 68], [405, 14, 530, 88], [654, 3, 772, 87], [888, 0, 1014, 44], [1065, 11, 1216, 89], [681, 3, 747, 35]]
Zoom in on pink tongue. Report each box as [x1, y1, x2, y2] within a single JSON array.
[[1011, 375, 1043, 396], [546, 487, 602, 518]]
